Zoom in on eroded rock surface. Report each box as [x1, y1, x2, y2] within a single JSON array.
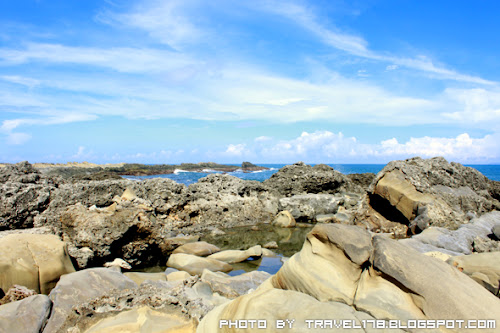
[[0, 294, 52, 333]]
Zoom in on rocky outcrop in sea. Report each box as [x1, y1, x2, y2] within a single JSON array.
[[0, 157, 499, 332]]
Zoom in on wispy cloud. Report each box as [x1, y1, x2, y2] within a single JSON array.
[[261, 1, 495, 85]]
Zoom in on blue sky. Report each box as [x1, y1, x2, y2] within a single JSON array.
[[1, 0, 500, 164]]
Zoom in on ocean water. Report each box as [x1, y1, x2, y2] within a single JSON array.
[[123, 164, 500, 185]]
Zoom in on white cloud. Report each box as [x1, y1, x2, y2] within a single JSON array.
[[6, 132, 31, 145], [1, 75, 40, 87], [0, 43, 197, 73], [225, 144, 248, 156], [231, 131, 500, 163]]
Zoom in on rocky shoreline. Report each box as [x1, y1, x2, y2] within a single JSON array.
[[1, 157, 500, 332]]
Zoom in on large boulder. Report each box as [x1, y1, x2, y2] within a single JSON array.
[[446, 252, 500, 294], [0, 234, 75, 294], [201, 269, 271, 298], [362, 157, 500, 233], [60, 201, 167, 268], [207, 245, 262, 264], [263, 162, 362, 196], [172, 241, 220, 256], [43, 268, 137, 333], [0, 294, 52, 333]]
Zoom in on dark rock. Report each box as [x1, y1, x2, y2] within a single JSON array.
[[263, 162, 362, 197], [346, 173, 375, 190]]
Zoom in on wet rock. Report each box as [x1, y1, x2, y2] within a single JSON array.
[[278, 194, 340, 221], [166, 253, 232, 275], [172, 241, 220, 256], [0, 294, 51, 333], [207, 245, 262, 264], [0, 234, 75, 294], [43, 268, 137, 333], [272, 210, 296, 228], [263, 162, 362, 196]]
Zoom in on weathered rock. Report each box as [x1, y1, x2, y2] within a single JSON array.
[[198, 287, 402, 333], [346, 172, 376, 190], [267, 224, 500, 330], [166, 253, 232, 275], [472, 236, 500, 252], [201, 270, 271, 298], [172, 241, 220, 256], [400, 211, 500, 256], [272, 211, 296, 228], [278, 194, 340, 221], [0, 234, 75, 295], [365, 157, 500, 233], [60, 202, 166, 268], [207, 245, 262, 264], [43, 267, 137, 333], [0, 285, 37, 305], [0, 294, 51, 333], [446, 252, 500, 294], [263, 241, 278, 249], [493, 224, 500, 240], [263, 162, 361, 196], [84, 306, 197, 333]]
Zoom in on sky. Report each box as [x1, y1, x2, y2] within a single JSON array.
[[1, 0, 500, 164]]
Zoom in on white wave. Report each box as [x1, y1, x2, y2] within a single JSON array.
[[174, 169, 190, 174], [202, 168, 220, 173]]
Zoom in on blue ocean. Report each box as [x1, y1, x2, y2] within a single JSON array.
[[123, 164, 500, 185]]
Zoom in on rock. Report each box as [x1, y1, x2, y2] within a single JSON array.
[[160, 235, 200, 253], [0, 285, 37, 305], [423, 251, 452, 261], [272, 211, 296, 228], [315, 213, 336, 223], [400, 211, 500, 255], [346, 172, 376, 190], [207, 245, 262, 264], [446, 252, 500, 294], [268, 224, 500, 328], [104, 258, 132, 270], [472, 236, 500, 252], [123, 272, 167, 286], [201, 270, 271, 298], [198, 287, 401, 333], [278, 194, 340, 221], [263, 162, 362, 196], [166, 271, 191, 281], [84, 306, 197, 333], [261, 248, 276, 257], [263, 241, 278, 249], [60, 202, 166, 268], [43, 267, 137, 333], [172, 241, 220, 256], [0, 234, 75, 294], [120, 187, 138, 201], [0, 294, 51, 333], [166, 253, 232, 275], [365, 157, 500, 233], [493, 224, 500, 240]]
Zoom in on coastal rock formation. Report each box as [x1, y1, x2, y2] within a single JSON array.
[[200, 224, 500, 332], [207, 245, 262, 263], [166, 253, 233, 275], [172, 241, 221, 256], [272, 210, 296, 227], [263, 162, 362, 196], [201, 270, 271, 298], [278, 194, 341, 221], [358, 157, 500, 234], [446, 252, 500, 294], [0, 234, 75, 294]]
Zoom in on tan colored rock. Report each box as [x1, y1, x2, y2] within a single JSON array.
[[104, 258, 132, 270], [172, 241, 220, 257], [0, 234, 75, 294], [121, 188, 138, 201], [207, 245, 262, 264], [166, 253, 232, 276], [166, 271, 191, 281], [123, 272, 166, 286], [374, 170, 433, 221], [272, 210, 296, 228], [424, 251, 452, 261], [446, 252, 500, 294], [84, 306, 196, 333]]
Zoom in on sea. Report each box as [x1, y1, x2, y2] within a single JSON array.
[[123, 164, 500, 185]]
